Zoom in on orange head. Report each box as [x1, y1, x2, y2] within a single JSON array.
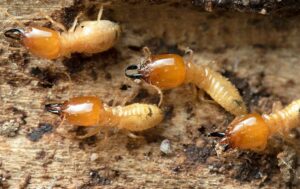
[[45, 96, 104, 126], [5, 26, 61, 59], [125, 54, 186, 89], [220, 113, 270, 151]]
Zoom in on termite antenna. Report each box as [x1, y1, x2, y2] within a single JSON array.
[[125, 64, 143, 79], [142, 46, 152, 57], [97, 5, 104, 21], [4, 28, 24, 40], [149, 83, 163, 107], [1, 7, 25, 27], [39, 11, 67, 32], [208, 132, 225, 138], [142, 46, 152, 66], [45, 103, 63, 115], [61, 71, 73, 97], [97, 2, 112, 21], [68, 12, 83, 33], [57, 114, 66, 129]]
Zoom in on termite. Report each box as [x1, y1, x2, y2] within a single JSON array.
[[210, 99, 300, 152], [4, 6, 120, 59], [45, 96, 164, 138], [125, 47, 247, 116]]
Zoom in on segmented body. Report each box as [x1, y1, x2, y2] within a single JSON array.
[[185, 62, 247, 115], [263, 99, 300, 135], [60, 20, 120, 57], [105, 103, 164, 131]]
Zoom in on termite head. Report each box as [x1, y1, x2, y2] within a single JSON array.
[[211, 113, 270, 152], [46, 96, 104, 126], [224, 113, 270, 151], [5, 26, 61, 59], [125, 54, 186, 89]]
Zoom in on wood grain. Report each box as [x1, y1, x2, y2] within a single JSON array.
[[0, 0, 300, 188]]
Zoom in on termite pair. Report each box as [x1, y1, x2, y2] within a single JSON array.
[[210, 99, 300, 152], [4, 6, 120, 59], [45, 96, 164, 138], [125, 48, 247, 116]]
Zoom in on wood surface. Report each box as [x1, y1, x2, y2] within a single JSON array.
[[0, 0, 300, 188]]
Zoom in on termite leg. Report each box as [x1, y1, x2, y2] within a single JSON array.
[[196, 87, 217, 104], [60, 70, 73, 97], [112, 97, 118, 107], [68, 12, 83, 33], [120, 93, 134, 106], [57, 114, 66, 128], [184, 47, 194, 63], [76, 126, 102, 139], [142, 47, 152, 59], [2, 8, 24, 27], [40, 11, 67, 32], [102, 129, 120, 148], [142, 46, 152, 57], [141, 47, 152, 66], [205, 60, 217, 67], [272, 101, 283, 113], [127, 132, 143, 139], [97, 2, 112, 21], [97, 5, 104, 21], [191, 84, 199, 101], [53, 115, 77, 139], [149, 83, 163, 107]]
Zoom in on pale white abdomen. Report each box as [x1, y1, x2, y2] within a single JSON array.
[[107, 103, 164, 131], [186, 63, 247, 116], [263, 99, 300, 135], [60, 20, 120, 56]]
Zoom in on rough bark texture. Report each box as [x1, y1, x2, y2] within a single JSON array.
[[1, 0, 300, 188]]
